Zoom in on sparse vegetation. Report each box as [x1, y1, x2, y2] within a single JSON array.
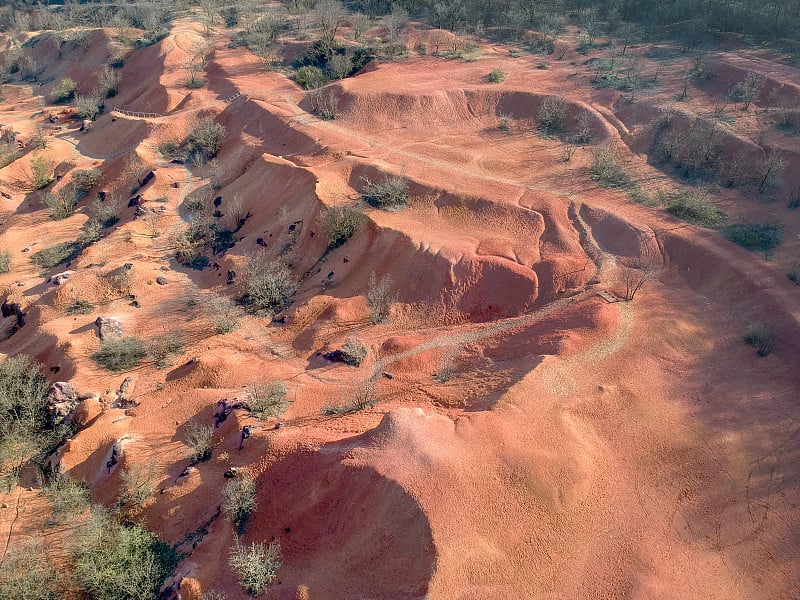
[[247, 382, 289, 420], [72, 508, 179, 600], [242, 252, 298, 315], [75, 94, 102, 120], [788, 263, 800, 286], [323, 206, 365, 249], [0, 538, 62, 600], [321, 381, 374, 415], [42, 473, 90, 525], [92, 336, 147, 372], [743, 323, 776, 357], [147, 332, 184, 369], [361, 174, 409, 210], [229, 538, 282, 596], [186, 422, 214, 462], [366, 272, 395, 324], [223, 475, 257, 531], [119, 461, 157, 508]]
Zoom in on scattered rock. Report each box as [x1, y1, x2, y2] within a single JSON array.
[[171, 181, 180, 188], [21, 246, 32, 253], [94, 316, 123, 340], [49, 270, 75, 285], [213, 196, 222, 207], [156, 276, 167, 285]]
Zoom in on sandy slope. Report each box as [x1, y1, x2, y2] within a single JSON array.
[[1, 18, 799, 600]]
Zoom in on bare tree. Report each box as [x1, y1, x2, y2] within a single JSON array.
[[619, 264, 652, 301], [315, 0, 345, 42], [385, 6, 409, 41], [757, 148, 785, 194]]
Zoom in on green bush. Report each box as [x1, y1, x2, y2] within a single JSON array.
[[229, 538, 282, 596], [185, 422, 213, 462], [743, 322, 776, 357], [31, 241, 81, 269], [361, 174, 409, 210], [27, 153, 53, 190], [119, 461, 156, 508], [340, 337, 368, 366], [488, 68, 506, 83], [66, 299, 94, 314], [72, 168, 103, 191], [92, 337, 147, 371], [666, 191, 723, 227], [49, 77, 77, 103], [723, 222, 784, 256], [0, 538, 62, 600], [75, 95, 102, 120], [0, 249, 10, 273], [242, 253, 298, 314], [72, 508, 179, 600], [223, 476, 257, 530], [41, 188, 78, 220], [187, 117, 226, 158], [322, 206, 365, 249], [789, 263, 800, 286], [294, 65, 328, 89], [247, 381, 289, 420]]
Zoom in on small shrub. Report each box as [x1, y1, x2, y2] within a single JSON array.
[[91, 198, 121, 227], [31, 241, 81, 269], [340, 337, 367, 366], [80, 219, 104, 245], [92, 336, 147, 371], [186, 422, 214, 462], [538, 95, 567, 133], [788, 263, 800, 286], [75, 94, 102, 120], [590, 145, 628, 188], [119, 461, 156, 508], [72, 168, 102, 191], [0, 249, 10, 273], [72, 508, 179, 600], [242, 253, 297, 315], [49, 77, 77, 103], [743, 323, 776, 356], [187, 117, 226, 158], [42, 473, 90, 525], [294, 65, 328, 89], [66, 299, 94, 314], [0, 149, 21, 168], [723, 222, 784, 256], [666, 191, 723, 227], [27, 153, 54, 190], [307, 88, 339, 120], [366, 272, 395, 324], [488, 68, 506, 83], [41, 188, 78, 220], [0, 538, 62, 600], [229, 538, 282, 596], [322, 206, 365, 249], [247, 382, 289, 420], [97, 66, 120, 98], [223, 476, 257, 530], [361, 174, 409, 210]]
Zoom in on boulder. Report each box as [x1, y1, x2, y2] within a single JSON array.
[[72, 398, 102, 427], [156, 276, 167, 285], [94, 316, 123, 340], [49, 270, 75, 285], [46, 382, 79, 426]]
